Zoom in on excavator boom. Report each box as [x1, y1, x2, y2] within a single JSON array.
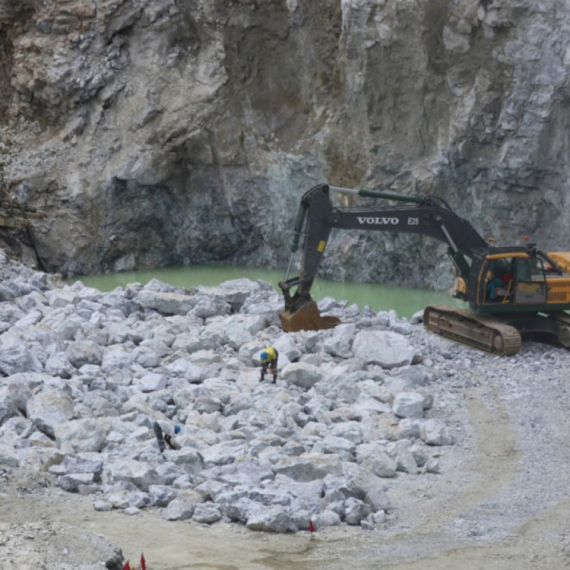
[[279, 183, 489, 331]]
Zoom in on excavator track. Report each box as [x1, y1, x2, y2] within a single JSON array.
[[546, 311, 570, 348], [424, 304, 522, 356]]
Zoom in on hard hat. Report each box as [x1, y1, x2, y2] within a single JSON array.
[[260, 351, 268, 362], [174, 425, 181, 434]]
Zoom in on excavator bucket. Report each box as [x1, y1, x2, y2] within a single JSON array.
[[278, 300, 341, 332]]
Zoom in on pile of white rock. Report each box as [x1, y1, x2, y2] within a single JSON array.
[[0, 252, 454, 533]]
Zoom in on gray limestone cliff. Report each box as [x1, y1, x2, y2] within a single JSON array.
[[1, 0, 569, 290]]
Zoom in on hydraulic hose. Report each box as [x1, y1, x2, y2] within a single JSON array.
[[283, 201, 308, 283], [329, 186, 424, 204]]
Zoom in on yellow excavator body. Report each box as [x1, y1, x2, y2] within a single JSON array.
[[277, 183, 570, 355], [547, 252, 570, 273]]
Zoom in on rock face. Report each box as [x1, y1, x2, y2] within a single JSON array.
[[1, 1, 569, 288]]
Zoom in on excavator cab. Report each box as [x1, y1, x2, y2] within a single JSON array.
[[477, 253, 548, 308], [480, 255, 515, 304], [512, 256, 548, 304]]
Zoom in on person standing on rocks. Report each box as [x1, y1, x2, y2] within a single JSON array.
[[259, 346, 279, 383], [153, 421, 182, 452]]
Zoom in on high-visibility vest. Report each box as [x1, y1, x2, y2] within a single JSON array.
[[262, 346, 277, 362]]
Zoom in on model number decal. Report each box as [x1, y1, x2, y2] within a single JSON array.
[[408, 217, 419, 225]]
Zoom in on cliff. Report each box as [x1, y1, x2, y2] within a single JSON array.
[[1, 0, 569, 289]]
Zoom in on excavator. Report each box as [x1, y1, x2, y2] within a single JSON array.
[[278, 183, 570, 356]]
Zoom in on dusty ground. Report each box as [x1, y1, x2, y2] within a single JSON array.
[[3, 373, 570, 570]]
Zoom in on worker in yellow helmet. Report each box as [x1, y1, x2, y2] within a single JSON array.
[[259, 346, 279, 383]]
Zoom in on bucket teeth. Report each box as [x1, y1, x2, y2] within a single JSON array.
[[279, 301, 340, 332]]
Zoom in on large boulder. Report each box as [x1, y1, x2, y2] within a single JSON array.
[[26, 390, 74, 438], [392, 392, 426, 419], [280, 362, 324, 390], [352, 330, 415, 369], [103, 459, 160, 491], [54, 418, 112, 453], [136, 290, 197, 315]]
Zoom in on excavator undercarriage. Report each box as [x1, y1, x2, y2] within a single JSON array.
[[423, 305, 522, 356]]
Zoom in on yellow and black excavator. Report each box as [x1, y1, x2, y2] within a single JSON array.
[[278, 183, 570, 356]]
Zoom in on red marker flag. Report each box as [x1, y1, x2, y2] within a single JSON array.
[[122, 562, 131, 570], [140, 553, 146, 570], [309, 519, 315, 533]]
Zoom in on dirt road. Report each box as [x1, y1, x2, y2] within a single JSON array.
[[3, 381, 570, 570]]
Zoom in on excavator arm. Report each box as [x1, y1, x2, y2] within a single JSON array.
[[278, 183, 490, 331]]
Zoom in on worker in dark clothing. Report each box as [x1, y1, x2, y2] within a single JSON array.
[[153, 421, 181, 452], [486, 264, 514, 301], [259, 346, 279, 383]]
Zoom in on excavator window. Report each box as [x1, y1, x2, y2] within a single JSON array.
[[484, 258, 514, 302], [515, 257, 531, 282], [513, 257, 547, 304], [530, 257, 546, 280], [483, 256, 548, 304]]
